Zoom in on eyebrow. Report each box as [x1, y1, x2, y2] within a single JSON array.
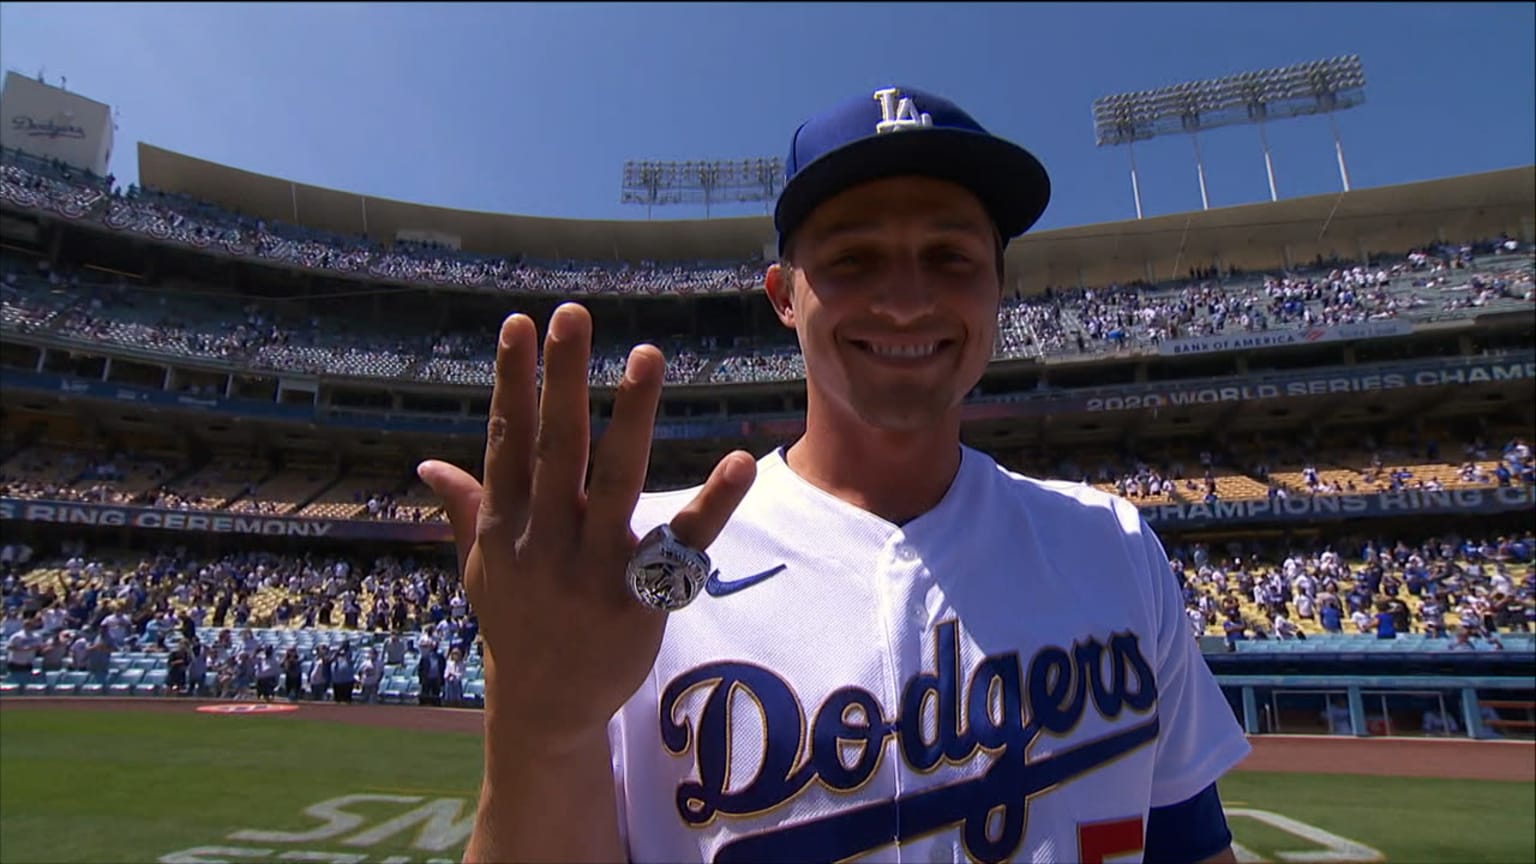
[[811, 216, 993, 243]]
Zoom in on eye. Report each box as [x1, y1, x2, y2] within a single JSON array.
[[825, 250, 870, 270], [930, 247, 977, 268]]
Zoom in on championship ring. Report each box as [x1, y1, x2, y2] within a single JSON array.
[[626, 524, 711, 611]]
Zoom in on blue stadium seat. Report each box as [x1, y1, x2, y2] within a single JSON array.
[[134, 669, 168, 696], [463, 680, 484, 708], [108, 669, 143, 696], [51, 671, 88, 695], [78, 673, 109, 696], [24, 671, 57, 695]]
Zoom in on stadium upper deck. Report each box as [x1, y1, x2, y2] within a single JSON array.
[[5, 143, 1534, 299], [2, 146, 1533, 393]]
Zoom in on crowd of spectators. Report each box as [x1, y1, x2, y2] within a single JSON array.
[[1023, 243, 1531, 357], [0, 447, 171, 505], [4, 145, 1532, 387], [1170, 530, 1535, 648], [0, 540, 476, 705], [1009, 433, 1536, 509], [4, 523, 1530, 697], [2, 147, 763, 298]]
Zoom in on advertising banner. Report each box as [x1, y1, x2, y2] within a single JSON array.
[[1157, 320, 1415, 357]]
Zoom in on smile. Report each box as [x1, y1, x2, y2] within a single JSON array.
[[850, 340, 953, 362]]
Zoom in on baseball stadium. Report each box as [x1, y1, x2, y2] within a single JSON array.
[[2, 46, 1535, 864]]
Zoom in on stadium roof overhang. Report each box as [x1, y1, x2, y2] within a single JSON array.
[[138, 143, 1533, 295]]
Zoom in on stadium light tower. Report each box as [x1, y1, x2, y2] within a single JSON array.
[[1093, 55, 1366, 215], [621, 157, 784, 219]]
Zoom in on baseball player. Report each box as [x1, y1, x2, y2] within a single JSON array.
[[421, 85, 1250, 863]]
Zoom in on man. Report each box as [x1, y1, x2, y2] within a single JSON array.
[[421, 86, 1249, 863], [416, 637, 444, 707], [5, 616, 44, 679], [330, 641, 356, 704], [357, 646, 382, 704], [307, 644, 331, 701]]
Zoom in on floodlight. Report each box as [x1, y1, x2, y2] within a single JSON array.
[[1091, 55, 1366, 215]]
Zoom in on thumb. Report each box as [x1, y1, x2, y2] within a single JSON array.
[[418, 459, 482, 576]]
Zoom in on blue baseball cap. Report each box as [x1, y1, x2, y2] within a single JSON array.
[[774, 86, 1051, 255]]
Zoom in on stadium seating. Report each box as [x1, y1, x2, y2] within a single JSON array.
[[3, 145, 1531, 387]]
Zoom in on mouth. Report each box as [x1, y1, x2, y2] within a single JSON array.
[[848, 338, 956, 367]]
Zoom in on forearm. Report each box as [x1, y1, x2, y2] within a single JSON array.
[[464, 716, 623, 863]]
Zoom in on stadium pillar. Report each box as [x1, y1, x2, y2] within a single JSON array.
[[1357, 238, 1370, 268], [1282, 244, 1295, 271], [1241, 686, 1260, 734], [1191, 133, 1210, 211], [47, 223, 63, 266], [100, 356, 111, 382], [1519, 214, 1534, 244], [1460, 687, 1487, 740], [1347, 686, 1368, 737]]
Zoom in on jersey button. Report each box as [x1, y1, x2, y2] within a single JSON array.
[[895, 544, 916, 562]]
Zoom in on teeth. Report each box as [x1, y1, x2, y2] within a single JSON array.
[[866, 342, 938, 358]]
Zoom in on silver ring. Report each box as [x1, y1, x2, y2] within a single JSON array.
[[626, 524, 711, 611]]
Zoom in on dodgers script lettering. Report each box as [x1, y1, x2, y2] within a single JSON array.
[[659, 620, 1160, 863]]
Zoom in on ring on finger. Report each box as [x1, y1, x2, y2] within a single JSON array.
[[626, 525, 710, 611]]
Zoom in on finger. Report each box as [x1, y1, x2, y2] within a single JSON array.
[[668, 451, 757, 550], [583, 344, 666, 545], [481, 313, 538, 533], [416, 459, 482, 576], [528, 303, 593, 534]]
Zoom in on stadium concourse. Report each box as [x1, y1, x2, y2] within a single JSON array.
[[1, 140, 1534, 741]]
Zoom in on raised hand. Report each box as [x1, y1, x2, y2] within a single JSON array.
[[419, 302, 755, 747]]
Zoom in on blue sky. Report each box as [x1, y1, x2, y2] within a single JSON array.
[[1, 2, 1531, 233]]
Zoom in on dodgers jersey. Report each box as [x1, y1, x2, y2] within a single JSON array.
[[611, 445, 1250, 863]]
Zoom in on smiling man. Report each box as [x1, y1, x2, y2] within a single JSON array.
[[425, 85, 1250, 864]]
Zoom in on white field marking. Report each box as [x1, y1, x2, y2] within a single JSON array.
[[228, 795, 423, 844], [1226, 808, 1385, 863], [338, 799, 474, 852]]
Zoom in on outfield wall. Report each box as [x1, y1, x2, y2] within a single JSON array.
[[1216, 673, 1535, 740]]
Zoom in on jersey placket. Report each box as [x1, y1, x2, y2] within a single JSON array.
[[875, 528, 945, 864]]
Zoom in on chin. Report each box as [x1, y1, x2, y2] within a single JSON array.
[[848, 393, 958, 433]]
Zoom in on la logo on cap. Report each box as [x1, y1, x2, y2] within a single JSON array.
[[873, 88, 932, 134]]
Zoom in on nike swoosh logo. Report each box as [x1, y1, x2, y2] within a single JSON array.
[[705, 564, 787, 598]]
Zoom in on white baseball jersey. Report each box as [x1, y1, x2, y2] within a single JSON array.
[[612, 445, 1250, 863]]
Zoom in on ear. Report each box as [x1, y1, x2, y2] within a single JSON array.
[[764, 263, 797, 329]]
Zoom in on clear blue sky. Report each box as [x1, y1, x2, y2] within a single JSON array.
[[1, 2, 1531, 233]]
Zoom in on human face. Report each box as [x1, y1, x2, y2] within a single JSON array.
[[768, 176, 1001, 432]]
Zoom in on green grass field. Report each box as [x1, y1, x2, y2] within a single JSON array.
[[1, 708, 1531, 863]]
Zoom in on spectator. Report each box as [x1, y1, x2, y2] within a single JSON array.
[[255, 645, 281, 702], [417, 638, 444, 707], [5, 616, 43, 678], [358, 647, 382, 704], [308, 645, 331, 701], [331, 642, 356, 704], [444, 646, 465, 707]]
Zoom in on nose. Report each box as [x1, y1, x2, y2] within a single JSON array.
[[868, 255, 937, 325]]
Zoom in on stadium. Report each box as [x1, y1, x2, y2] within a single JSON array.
[[1, 56, 1534, 864]]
